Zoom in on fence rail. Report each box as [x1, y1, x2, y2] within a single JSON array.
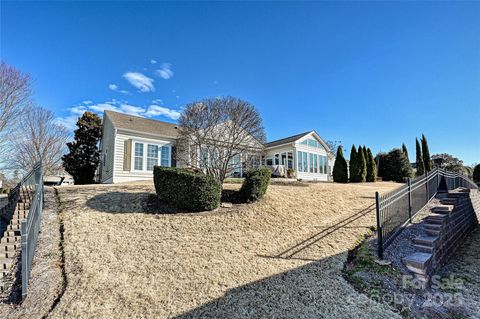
[[20, 162, 43, 298], [375, 168, 478, 259]]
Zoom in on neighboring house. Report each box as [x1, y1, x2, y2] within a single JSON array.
[[264, 131, 334, 181], [99, 111, 335, 183]]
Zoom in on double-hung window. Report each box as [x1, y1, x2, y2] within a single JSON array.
[[133, 141, 170, 171], [134, 143, 144, 170]]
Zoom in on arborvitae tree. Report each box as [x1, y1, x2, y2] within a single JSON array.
[[358, 146, 367, 182], [421, 134, 432, 172], [402, 143, 409, 160], [349, 145, 358, 182], [415, 138, 425, 177], [382, 148, 413, 182], [62, 112, 102, 184], [332, 146, 348, 183], [366, 148, 377, 182]]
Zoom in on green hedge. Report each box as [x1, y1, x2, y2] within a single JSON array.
[[153, 167, 221, 211], [239, 168, 271, 203]]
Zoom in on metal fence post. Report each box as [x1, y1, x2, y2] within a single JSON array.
[[425, 171, 429, 202], [407, 177, 412, 223], [375, 192, 383, 259], [21, 219, 28, 298]]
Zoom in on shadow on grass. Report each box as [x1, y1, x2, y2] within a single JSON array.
[[86, 189, 247, 214]]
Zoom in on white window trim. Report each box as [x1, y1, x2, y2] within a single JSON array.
[[131, 140, 171, 172]]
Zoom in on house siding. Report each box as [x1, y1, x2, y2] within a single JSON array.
[[100, 115, 115, 183], [113, 129, 176, 183]]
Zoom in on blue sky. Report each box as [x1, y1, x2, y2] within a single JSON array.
[[1, 1, 479, 164]]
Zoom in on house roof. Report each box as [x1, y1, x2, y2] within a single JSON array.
[[265, 130, 331, 153], [105, 110, 179, 138], [264, 131, 312, 148]]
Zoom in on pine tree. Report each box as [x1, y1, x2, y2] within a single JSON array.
[[366, 148, 377, 182], [402, 143, 409, 161], [415, 138, 425, 177], [358, 146, 367, 182], [421, 134, 432, 172], [332, 146, 348, 183], [62, 112, 102, 184], [349, 145, 358, 182]]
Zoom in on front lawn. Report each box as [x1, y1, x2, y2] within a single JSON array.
[[50, 181, 401, 318]]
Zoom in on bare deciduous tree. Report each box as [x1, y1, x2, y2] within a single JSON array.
[[0, 62, 31, 151], [8, 106, 69, 175], [178, 96, 266, 184]]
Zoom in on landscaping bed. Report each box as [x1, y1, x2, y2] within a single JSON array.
[[48, 181, 401, 318]]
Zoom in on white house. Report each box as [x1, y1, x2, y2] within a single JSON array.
[[99, 111, 334, 183], [264, 131, 334, 181]]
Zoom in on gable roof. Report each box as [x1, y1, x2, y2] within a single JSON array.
[[265, 130, 331, 152], [105, 110, 179, 138], [264, 131, 312, 148]]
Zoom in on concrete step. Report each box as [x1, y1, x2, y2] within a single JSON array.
[[3, 230, 20, 237], [425, 229, 441, 237], [1, 271, 10, 278], [441, 198, 457, 205], [404, 252, 433, 275], [425, 216, 447, 225], [0, 242, 20, 251], [0, 258, 14, 270], [432, 206, 452, 214], [447, 192, 468, 198], [0, 236, 22, 244], [414, 236, 439, 247], [414, 244, 435, 253], [424, 223, 442, 231], [6, 224, 20, 231], [0, 251, 16, 259]]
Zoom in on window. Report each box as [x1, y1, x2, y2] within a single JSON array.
[[266, 158, 273, 166], [147, 145, 159, 171], [297, 151, 303, 172], [323, 156, 328, 173], [161, 146, 170, 166], [313, 154, 318, 173], [274, 154, 280, 165], [300, 139, 308, 145], [302, 151, 308, 173], [308, 153, 316, 173], [134, 143, 144, 170], [308, 139, 317, 148], [287, 152, 293, 169]]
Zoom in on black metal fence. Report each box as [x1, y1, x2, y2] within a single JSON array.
[[20, 162, 43, 298], [375, 168, 478, 259]]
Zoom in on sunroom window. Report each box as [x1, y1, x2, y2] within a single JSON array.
[[134, 143, 144, 170], [147, 145, 159, 171]]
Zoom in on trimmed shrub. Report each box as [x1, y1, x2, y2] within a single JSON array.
[[239, 168, 271, 203], [333, 146, 348, 183], [153, 167, 221, 211]]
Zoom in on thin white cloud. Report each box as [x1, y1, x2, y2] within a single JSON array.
[[123, 72, 155, 92], [152, 98, 163, 104], [82, 100, 93, 105], [145, 105, 181, 120], [156, 63, 174, 80], [118, 104, 146, 117], [109, 83, 131, 95], [150, 59, 157, 64]]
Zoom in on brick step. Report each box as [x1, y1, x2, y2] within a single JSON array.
[[414, 236, 439, 247], [424, 223, 443, 231], [404, 252, 433, 275], [0, 236, 22, 244], [0, 258, 14, 270], [414, 244, 435, 253]]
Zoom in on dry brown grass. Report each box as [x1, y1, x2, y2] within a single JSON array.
[[50, 181, 403, 319]]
